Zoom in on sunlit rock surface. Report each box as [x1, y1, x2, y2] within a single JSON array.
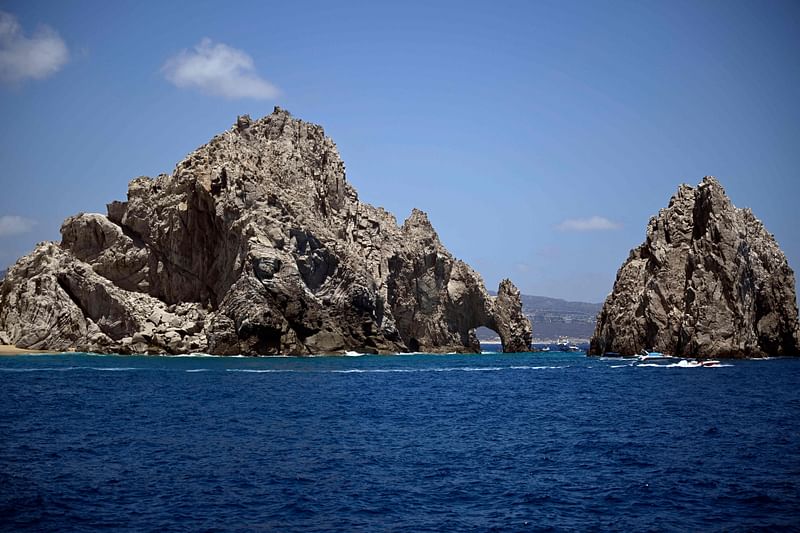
[[590, 176, 800, 358], [0, 108, 531, 355]]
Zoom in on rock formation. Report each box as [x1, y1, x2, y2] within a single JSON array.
[[0, 108, 531, 355], [589, 176, 800, 358]]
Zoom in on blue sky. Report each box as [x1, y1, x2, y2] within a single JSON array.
[[0, 0, 798, 303]]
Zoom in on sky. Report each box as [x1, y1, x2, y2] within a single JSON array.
[[0, 0, 798, 303]]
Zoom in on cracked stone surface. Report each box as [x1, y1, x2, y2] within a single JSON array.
[[0, 108, 531, 355], [589, 176, 800, 358]]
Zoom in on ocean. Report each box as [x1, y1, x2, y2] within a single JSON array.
[[1, 351, 799, 531]]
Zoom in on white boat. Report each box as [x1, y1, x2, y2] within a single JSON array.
[[638, 350, 673, 362], [556, 337, 580, 352]]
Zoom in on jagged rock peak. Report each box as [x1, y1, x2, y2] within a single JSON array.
[[401, 208, 442, 248], [589, 176, 800, 358], [0, 110, 532, 356], [492, 279, 532, 353]]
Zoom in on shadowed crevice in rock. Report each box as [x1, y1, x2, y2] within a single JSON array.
[[0, 108, 532, 355], [589, 176, 800, 358]]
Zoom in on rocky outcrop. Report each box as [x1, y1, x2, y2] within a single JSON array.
[[0, 108, 531, 355], [589, 176, 800, 358]]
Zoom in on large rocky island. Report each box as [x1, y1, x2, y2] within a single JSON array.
[[0, 108, 532, 355], [589, 176, 800, 358]]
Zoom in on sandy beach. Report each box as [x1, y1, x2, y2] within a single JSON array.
[[0, 345, 61, 355]]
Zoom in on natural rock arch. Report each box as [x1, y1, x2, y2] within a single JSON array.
[[0, 108, 532, 355]]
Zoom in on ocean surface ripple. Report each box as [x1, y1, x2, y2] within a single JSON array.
[[1, 352, 799, 531]]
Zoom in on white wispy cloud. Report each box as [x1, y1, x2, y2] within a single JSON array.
[[0, 215, 36, 236], [556, 216, 621, 232], [0, 11, 69, 84], [162, 38, 279, 100]]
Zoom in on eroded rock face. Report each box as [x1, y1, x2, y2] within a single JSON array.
[[589, 176, 800, 358], [0, 108, 531, 355]]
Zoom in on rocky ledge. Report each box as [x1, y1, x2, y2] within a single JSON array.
[[589, 176, 800, 358], [0, 108, 531, 355]]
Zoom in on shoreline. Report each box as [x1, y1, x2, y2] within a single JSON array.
[[0, 345, 787, 360], [0, 344, 64, 356], [480, 339, 592, 345]]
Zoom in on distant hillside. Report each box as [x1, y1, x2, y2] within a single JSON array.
[[518, 294, 600, 316], [479, 293, 602, 341]]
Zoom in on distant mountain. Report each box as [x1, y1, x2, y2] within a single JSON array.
[[0, 269, 6, 282], [479, 293, 602, 342], [518, 294, 601, 316]]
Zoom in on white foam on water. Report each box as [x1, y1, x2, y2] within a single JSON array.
[[307, 351, 368, 357], [185, 369, 211, 373], [330, 365, 565, 374], [225, 369, 296, 373], [0, 367, 57, 372], [509, 365, 565, 370], [167, 353, 249, 358], [332, 368, 440, 373], [636, 360, 733, 369], [0, 366, 141, 372], [444, 367, 503, 372], [674, 360, 700, 368]]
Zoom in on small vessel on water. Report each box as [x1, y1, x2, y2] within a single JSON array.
[[556, 337, 580, 352], [633, 349, 723, 368], [638, 349, 674, 362]]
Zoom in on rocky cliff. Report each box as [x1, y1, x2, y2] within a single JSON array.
[[589, 176, 800, 358], [0, 108, 531, 355]]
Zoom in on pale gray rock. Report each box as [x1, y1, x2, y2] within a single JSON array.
[[590, 176, 800, 358], [0, 108, 531, 355]]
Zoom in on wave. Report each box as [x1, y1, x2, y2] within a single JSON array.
[[0, 367, 64, 372], [226, 369, 297, 373], [220, 366, 567, 375], [331, 365, 565, 374], [636, 360, 732, 368], [165, 353, 249, 358], [0, 366, 143, 372]]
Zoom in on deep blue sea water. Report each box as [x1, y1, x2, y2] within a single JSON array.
[[1, 350, 799, 532]]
